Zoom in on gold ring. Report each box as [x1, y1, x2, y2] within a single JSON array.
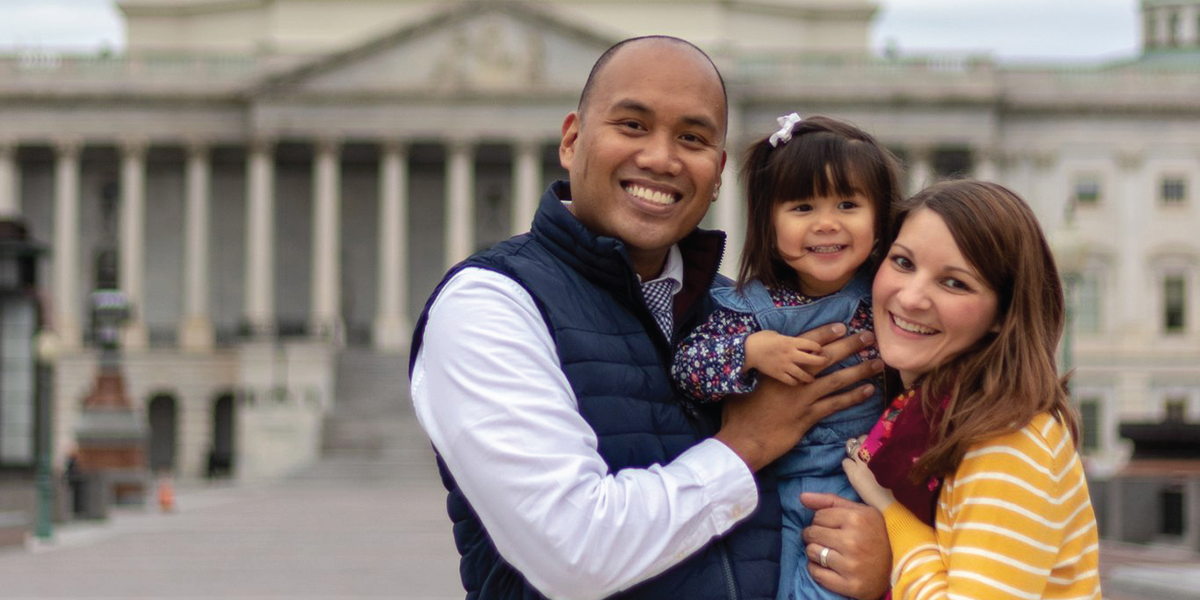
[[819, 545, 831, 568]]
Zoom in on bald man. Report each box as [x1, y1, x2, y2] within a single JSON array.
[[410, 36, 888, 600]]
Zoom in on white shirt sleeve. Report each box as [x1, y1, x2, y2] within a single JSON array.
[[410, 267, 760, 600]]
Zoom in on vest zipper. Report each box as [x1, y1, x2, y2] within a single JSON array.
[[719, 542, 740, 600]]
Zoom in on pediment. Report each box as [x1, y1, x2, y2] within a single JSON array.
[[254, 2, 617, 98]]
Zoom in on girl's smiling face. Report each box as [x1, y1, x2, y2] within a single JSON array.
[[772, 190, 876, 296], [872, 208, 999, 387]]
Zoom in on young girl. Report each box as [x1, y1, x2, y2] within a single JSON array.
[[672, 113, 903, 600], [841, 180, 1102, 600]]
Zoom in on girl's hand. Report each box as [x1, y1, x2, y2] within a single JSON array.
[[744, 330, 828, 385], [843, 436, 895, 511]]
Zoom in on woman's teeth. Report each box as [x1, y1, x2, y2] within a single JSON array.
[[893, 314, 936, 335]]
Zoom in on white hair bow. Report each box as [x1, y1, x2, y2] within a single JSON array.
[[768, 112, 803, 147]]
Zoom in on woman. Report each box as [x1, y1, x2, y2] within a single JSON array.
[[836, 180, 1102, 600]]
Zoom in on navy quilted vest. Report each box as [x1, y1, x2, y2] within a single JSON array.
[[411, 182, 782, 600]]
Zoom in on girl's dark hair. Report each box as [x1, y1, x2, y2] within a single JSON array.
[[737, 115, 903, 291], [887, 180, 1081, 480]]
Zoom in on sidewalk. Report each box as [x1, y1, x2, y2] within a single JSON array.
[[1100, 540, 1200, 600], [5, 405, 1198, 599]]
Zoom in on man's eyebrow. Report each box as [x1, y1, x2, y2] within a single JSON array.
[[612, 98, 652, 116], [611, 99, 719, 134], [681, 114, 719, 135]]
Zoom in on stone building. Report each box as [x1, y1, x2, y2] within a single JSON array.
[[0, 0, 1197, 533]]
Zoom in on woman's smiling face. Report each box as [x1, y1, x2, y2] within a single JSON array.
[[872, 208, 1000, 387]]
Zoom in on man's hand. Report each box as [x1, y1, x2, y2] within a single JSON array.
[[800, 493, 891, 600], [743, 330, 826, 385], [714, 324, 883, 472]]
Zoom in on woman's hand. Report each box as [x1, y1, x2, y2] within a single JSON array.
[[843, 436, 895, 511]]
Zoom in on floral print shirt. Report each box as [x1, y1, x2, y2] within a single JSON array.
[[672, 283, 875, 402]]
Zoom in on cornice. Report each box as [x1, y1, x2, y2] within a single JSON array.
[[117, 0, 267, 18], [730, 0, 878, 21]]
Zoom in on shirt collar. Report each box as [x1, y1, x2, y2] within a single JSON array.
[[639, 245, 684, 295]]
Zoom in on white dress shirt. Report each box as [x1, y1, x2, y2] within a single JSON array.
[[410, 250, 759, 600]]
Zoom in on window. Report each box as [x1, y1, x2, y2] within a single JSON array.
[[1164, 275, 1186, 333], [1165, 397, 1187, 423], [933, 148, 971, 180], [1145, 13, 1157, 49], [1073, 174, 1101, 205], [1168, 11, 1181, 46], [1161, 177, 1187, 204], [1078, 397, 1101, 452], [1160, 484, 1184, 536]]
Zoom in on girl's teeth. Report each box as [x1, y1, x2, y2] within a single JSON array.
[[894, 314, 936, 335], [626, 184, 674, 205], [808, 246, 844, 254]]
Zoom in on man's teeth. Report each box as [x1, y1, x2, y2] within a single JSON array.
[[626, 184, 675, 205], [807, 245, 845, 254], [894, 314, 936, 335]]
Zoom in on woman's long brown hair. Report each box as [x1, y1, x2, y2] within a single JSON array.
[[886, 180, 1081, 480]]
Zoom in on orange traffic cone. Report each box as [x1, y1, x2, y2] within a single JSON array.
[[157, 474, 176, 513]]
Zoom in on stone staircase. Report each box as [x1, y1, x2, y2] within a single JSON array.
[[322, 348, 429, 463]]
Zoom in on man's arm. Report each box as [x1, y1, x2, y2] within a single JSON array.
[[411, 268, 759, 600]]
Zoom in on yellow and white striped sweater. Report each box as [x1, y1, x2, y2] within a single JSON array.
[[883, 412, 1102, 600]]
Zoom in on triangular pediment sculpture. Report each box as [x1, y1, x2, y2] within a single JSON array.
[[251, 1, 616, 98]]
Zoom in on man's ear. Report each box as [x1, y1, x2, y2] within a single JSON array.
[[559, 111, 580, 171]]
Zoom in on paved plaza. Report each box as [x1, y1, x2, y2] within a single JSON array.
[[0, 403, 462, 599]]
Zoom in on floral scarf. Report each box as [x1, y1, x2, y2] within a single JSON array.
[[856, 385, 946, 527]]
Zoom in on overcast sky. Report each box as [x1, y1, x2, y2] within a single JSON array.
[[0, 0, 1141, 62]]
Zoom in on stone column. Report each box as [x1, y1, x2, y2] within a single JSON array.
[[119, 140, 149, 350], [310, 138, 342, 341], [53, 140, 82, 349], [972, 146, 999, 182], [1156, 7, 1171, 47], [1115, 149, 1148, 340], [510, 139, 543, 235], [906, 145, 934, 196], [715, 151, 744, 280], [179, 141, 215, 351], [711, 103, 744, 279], [1183, 4, 1200, 46], [244, 138, 276, 338], [0, 141, 18, 218], [374, 140, 410, 351], [445, 138, 476, 268], [1028, 150, 1062, 228]]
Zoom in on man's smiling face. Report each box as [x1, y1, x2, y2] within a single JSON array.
[[559, 39, 727, 280]]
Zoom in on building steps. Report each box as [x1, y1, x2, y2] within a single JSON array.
[[322, 349, 426, 461]]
